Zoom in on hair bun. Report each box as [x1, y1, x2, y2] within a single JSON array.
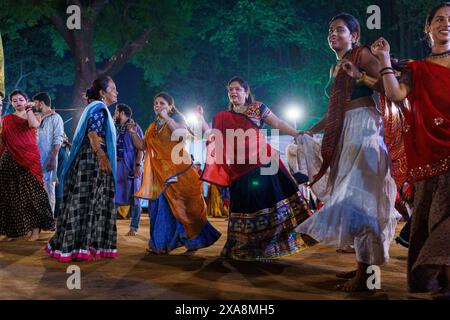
[[85, 87, 96, 99]]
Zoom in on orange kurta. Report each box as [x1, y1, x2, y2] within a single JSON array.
[[135, 121, 206, 239]]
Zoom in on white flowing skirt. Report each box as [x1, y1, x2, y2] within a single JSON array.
[[296, 107, 398, 265]]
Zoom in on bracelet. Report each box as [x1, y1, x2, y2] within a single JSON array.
[[356, 71, 367, 83], [381, 71, 395, 77], [379, 67, 394, 74]]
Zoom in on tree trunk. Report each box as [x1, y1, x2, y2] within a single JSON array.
[[48, 0, 151, 134], [71, 16, 97, 108]]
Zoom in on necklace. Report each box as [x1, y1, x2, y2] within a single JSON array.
[[153, 118, 167, 136], [233, 105, 247, 113], [336, 48, 352, 62], [429, 49, 450, 59]]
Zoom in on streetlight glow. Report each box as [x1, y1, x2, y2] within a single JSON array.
[[285, 104, 303, 120], [186, 113, 198, 126], [285, 104, 303, 129]]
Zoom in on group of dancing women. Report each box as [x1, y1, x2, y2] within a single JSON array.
[[0, 3, 449, 297]]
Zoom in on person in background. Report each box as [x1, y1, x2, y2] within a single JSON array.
[[114, 103, 144, 236], [33, 92, 64, 215]]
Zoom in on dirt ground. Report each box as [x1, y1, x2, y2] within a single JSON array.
[[0, 218, 431, 300]]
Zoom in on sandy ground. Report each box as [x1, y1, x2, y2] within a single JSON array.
[[0, 218, 431, 300]]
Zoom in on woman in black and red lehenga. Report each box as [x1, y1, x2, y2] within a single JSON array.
[[198, 76, 311, 261]]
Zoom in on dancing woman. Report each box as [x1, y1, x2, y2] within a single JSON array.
[[198, 76, 311, 261], [369, 2, 450, 297], [130, 92, 220, 254], [46, 76, 118, 262], [0, 90, 54, 241], [295, 13, 398, 291]]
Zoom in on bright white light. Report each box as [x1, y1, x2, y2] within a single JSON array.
[[285, 104, 303, 121], [186, 113, 198, 126]]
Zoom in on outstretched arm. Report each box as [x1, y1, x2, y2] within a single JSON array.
[[371, 38, 411, 102], [264, 112, 299, 137]]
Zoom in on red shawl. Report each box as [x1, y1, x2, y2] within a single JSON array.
[[379, 95, 409, 188], [0, 114, 43, 185], [312, 45, 366, 185], [201, 104, 279, 187], [402, 60, 450, 181]]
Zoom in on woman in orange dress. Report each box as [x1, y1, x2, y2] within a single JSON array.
[[129, 92, 220, 254]]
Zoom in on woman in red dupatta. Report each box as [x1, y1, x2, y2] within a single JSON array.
[[0, 90, 54, 241], [199, 76, 310, 261], [370, 3, 450, 298]]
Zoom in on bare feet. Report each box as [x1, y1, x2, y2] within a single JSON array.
[[300, 234, 318, 247], [336, 246, 356, 254], [125, 229, 137, 236], [336, 270, 357, 279], [337, 274, 370, 292], [0, 235, 13, 242], [183, 249, 198, 256], [28, 229, 40, 241], [336, 263, 371, 292]]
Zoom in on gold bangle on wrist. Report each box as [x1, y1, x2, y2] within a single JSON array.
[[356, 71, 367, 83]]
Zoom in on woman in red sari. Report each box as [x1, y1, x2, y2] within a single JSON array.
[[0, 90, 54, 241], [370, 2, 450, 298], [199, 76, 310, 261]]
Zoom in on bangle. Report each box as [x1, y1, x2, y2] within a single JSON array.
[[379, 67, 394, 75], [381, 71, 395, 77], [356, 71, 367, 83]]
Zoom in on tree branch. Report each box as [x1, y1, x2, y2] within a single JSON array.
[[49, 13, 75, 50], [90, 0, 109, 22], [98, 28, 151, 77]]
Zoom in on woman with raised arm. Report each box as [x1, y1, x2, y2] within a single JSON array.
[[129, 92, 220, 255], [198, 76, 311, 261], [46, 76, 118, 262], [0, 90, 54, 241], [370, 2, 450, 298], [295, 13, 398, 292]]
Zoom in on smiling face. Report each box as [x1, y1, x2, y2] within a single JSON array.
[[100, 80, 118, 106], [153, 96, 172, 116], [427, 6, 450, 45], [227, 81, 248, 107], [11, 94, 28, 112], [328, 19, 358, 52]]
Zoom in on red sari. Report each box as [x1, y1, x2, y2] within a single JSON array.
[[382, 60, 450, 293], [201, 108, 277, 187], [0, 114, 43, 185]]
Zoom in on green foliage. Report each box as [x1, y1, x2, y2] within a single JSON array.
[[0, 0, 441, 129], [3, 25, 73, 97]]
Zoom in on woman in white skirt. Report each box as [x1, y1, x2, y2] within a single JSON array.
[[296, 13, 398, 292]]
